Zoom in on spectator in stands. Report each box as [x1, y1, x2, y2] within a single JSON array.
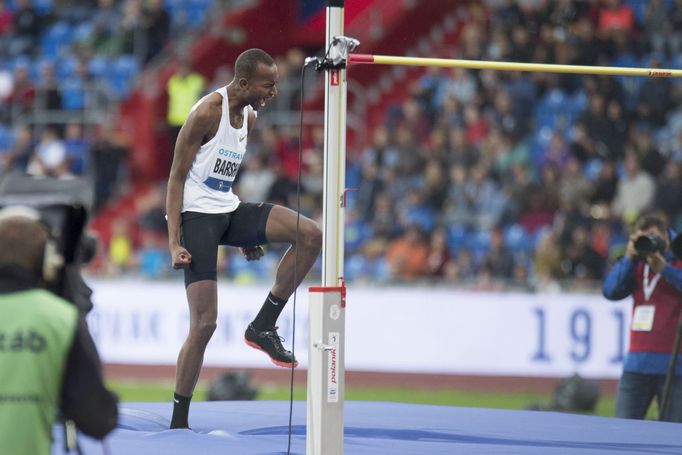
[[540, 130, 571, 170], [55, 0, 96, 24], [233, 154, 275, 205], [166, 57, 206, 151], [578, 93, 612, 154], [630, 124, 666, 178], [611, 152, 656, 224], [8, 62, 35, 118], [570, 121, 600, 164], [369, 191, 400, 241], [1, 124, 33, 172], [481, 226, 515, 280], [137, 183, 168, 235], [386, 224, 429, 281], [558, 156, 590, 209], [27, 126, 70, 178], [0, 0, 12, 57], [115, 0, 144, 58], [533, 230, 563, 293], [9, 0, 40, 56], [34, 61, 62, 112], [91, 0, 121, 55], [106, 216, 135, 275], [671, 0, 682, 56], [602, 99, 628, 160], [637, 58, 673, 128], [90, 125, 128, 210], [141, 0, 170, 63], [421, 158, 448, 211], [602, 213, 682, 422], [63, 122, 90, 175], [654, 160, 682, 229], [643, 0, 670, 57], [598, 0, 635, 36], [589, 160, 618, 208], [426, 227, 450, 278], [354, 160, 382, 222], [137, 230, 169, 279], [561, 224, 605, 283]]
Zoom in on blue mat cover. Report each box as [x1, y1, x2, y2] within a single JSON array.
[[52, 401, 682, 454]]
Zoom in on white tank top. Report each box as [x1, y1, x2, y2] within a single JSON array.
[[182, 86, 254, 213]]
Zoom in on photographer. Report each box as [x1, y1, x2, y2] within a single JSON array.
[[0, 207, 118, 454], [602, 213, 682, 422]]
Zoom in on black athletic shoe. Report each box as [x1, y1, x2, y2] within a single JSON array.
[[244, 324, 298, 368]]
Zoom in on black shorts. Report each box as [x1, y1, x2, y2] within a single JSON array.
[[180, 202, 273, 286]]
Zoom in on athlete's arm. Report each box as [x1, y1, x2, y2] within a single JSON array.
[[247, 110, 257, 137], [166, 99, 219, 268]]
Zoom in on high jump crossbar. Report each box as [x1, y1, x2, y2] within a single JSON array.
[[348, 53, 682, 78]]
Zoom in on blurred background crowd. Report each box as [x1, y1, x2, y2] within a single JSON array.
[[1, 0, 682, 292]]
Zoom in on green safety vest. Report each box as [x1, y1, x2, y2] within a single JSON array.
[[0, 289, 78, 455], [167, 73, 206, 127]]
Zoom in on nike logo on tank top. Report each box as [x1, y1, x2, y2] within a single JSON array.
[[182, 87, 254, 214]]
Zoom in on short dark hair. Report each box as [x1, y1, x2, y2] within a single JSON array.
[[234, 48, 275, 80], [0, 215, 48, 275], [634, 213, 668, 235]]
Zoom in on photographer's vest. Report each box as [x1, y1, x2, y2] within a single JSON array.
[[630, 260, 682, 354], [182, 86, 253, 214], [0, 289, 78, 455]]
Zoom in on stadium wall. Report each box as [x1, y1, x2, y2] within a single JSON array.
[[87, 279, 631, 383]]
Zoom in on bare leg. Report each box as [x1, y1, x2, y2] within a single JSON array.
[[175, 280, 218, 396], [265, 205, 322, 299]]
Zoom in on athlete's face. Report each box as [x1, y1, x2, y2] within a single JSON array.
[[244, 63, 278, 111]]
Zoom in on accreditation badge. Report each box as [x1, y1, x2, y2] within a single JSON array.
[[632, 305, 655, 332]]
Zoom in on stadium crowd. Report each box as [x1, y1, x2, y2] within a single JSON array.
[[2, 0, 682, 292]]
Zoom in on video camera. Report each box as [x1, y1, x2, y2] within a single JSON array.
[[0, 172, 96, 313]]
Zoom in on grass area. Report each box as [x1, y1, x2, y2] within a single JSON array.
[[107, 380, 653, 419]]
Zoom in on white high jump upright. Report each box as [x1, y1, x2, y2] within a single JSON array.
[[306, 1, 348, 454]]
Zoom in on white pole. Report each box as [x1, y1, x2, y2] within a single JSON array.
[[321, 1, 347, 286], [306, 1, 347, 454]]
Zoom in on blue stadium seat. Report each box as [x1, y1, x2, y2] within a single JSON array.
[[466, 230, 491, 257], [446, 224, 468, 255], [33, 0, 53, 15], [345, 254, 368, 282], [61, 78, 86, 110], [0, 126, 15, 150], [186, 5, 208, 27], [88, 55, 110, 78], [503, 224, 529, 253], [73, 21, 95, 42], [40, 21, 74, 57], [56, 55, 78, 80], [107, 55, 140, 99], [405, 206, 436, 233], [345, 219, 372, 254]]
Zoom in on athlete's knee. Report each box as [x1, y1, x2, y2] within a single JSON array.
[[300, 220, 322, 253], [190, 319, 217, 344]]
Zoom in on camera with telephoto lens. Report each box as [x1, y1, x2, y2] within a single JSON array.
[[0, 172, 95, 313], [634, 233, 667, 256]]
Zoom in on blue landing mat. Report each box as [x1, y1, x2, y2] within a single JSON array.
[[53, 401, 682, 454]]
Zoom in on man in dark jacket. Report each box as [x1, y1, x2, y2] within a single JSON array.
[[0, 206, 118, 454]]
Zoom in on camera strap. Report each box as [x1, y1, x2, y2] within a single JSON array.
[[643, 264, 662, 302]]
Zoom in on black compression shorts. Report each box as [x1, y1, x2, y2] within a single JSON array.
[[180, 202, 273, 286]]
